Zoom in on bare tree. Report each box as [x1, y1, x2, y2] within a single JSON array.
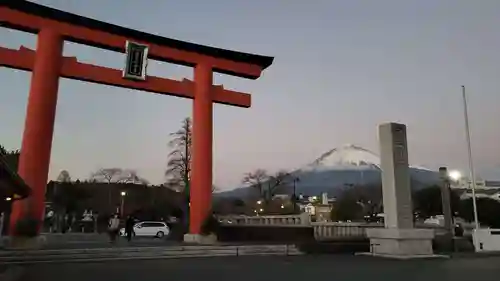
[[56, 170, 72, 183], [165, 117, 191, 192], [90, 168, 149, 184], [266, 170, 292, 200], [125, 170, 150, 185], [90, 168, 123, 183], [241, 169, 269, 197], [90, 168, 149, 209]]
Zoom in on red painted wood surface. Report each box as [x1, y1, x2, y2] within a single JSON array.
[[0, 46, 251, 108], [0, 7, 262, 78]]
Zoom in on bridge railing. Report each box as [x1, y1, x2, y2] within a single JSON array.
[[216, 215, 380, 240], [311, 222, 383, 241], [217, 214, 310, 226], [215, 215, 461, 241]]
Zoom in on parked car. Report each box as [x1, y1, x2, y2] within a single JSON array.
[[120, 221, 170, 238]]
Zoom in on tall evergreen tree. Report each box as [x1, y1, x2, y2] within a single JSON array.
[[165, 117, 192, 194]]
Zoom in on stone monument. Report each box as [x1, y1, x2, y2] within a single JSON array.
[[438, 167, 453, 233], [365, 123, 436, 258]]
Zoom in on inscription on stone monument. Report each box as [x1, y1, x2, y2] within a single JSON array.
[[379, 123, 413, 229], [365, 122, 436, 258]]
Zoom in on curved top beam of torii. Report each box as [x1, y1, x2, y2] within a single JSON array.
[[0, 0, 274, 79], [0, 1, 275, 108]]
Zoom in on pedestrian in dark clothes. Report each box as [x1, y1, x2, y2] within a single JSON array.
[[125, 215, 135, 242]]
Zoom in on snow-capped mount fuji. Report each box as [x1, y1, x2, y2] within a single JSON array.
[[303, 144, 432, 172], [217, 144, 440, 198], [304, 144, 381, 171]]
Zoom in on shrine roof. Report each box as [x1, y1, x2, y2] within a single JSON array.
[[0, 154, 31, 200], [1, 1, 274, 79]]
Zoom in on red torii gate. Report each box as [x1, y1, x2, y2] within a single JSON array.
[[0, 1, 273, 238]]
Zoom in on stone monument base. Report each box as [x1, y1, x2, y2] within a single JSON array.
[[183, 233, 217, 245], [363, 228, 443, 259]]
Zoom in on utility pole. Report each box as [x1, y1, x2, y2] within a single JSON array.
[[461, 86, 479, 230]]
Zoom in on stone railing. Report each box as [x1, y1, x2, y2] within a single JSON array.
[[311, 222, 457, 241], [217, 214, 311, 226], [216, 215, 381, 240], [311, 222, 383, 241], [216, 214, 457, 241]]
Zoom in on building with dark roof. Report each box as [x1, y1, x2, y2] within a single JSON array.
[[0, 153, 30, 204], [0, 153, 30, 235]]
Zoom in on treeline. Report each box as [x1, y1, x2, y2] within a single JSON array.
[[46, 180, 184, 219], [330, 184, 500, 228]]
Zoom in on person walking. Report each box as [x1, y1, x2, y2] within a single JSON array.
[[125, 215, 135, 242], [108, 214, 120, 243]]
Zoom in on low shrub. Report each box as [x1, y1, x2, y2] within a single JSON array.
[[200, 212, 221, 236]]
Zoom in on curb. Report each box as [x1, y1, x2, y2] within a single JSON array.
[[448, 251, 500, 259], [0, 244, 303, 265], [0, 266, 25, 281], [0, 244, 296, 255], [1, 251, 303, 265], [355, 252, 449, 260]]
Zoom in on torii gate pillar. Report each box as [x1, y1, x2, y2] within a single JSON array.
[[9, 29, 63, 233], [190, 63, 214, 235]]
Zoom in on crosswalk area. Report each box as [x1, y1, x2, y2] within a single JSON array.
[[0, 244, 303, 265]]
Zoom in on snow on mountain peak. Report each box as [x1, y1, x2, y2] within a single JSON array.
[[302, 144, 432, 172], [306, 144, 381, 171]]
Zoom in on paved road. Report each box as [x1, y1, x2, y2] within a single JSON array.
[[38, 238, 178, 249], [33, 240, 290, 250], [14, 255, 500, 281]]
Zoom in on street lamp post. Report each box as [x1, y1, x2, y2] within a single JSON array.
[[120, 191, 127, 216], [292, 177, 300, 212], [0, 212, 4, 239]]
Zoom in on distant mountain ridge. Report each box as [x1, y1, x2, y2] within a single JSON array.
[[217, 144, 440, 198]]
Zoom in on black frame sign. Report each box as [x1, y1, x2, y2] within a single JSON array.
[[123, 41, 149, 81]]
